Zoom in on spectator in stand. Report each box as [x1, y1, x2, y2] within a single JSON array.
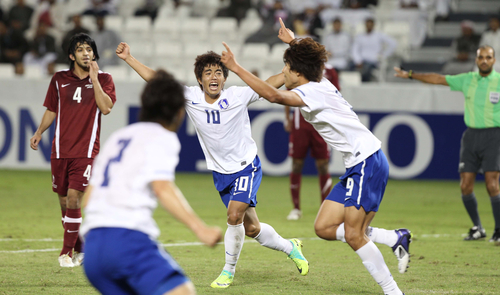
[[322, 17, 351, 72], [7, 0, 33, 32], [58, 15, 90, 63], [443, 21, 480, 75], [294, 6, 323, 40], [434, 0, 451, 22], [23, 22, 57, 75], [134, 0, 163, 22], [342, 0, 377, 9], [83, 0, 118, 16], [0, 20, 29, 74], [91, 16, 121, 69], [455, 21, 481, 60], [480, 15, 500, 72], [246, 0, 292, 47], [351, 18, 397, 82], [216, 0, 252, 25], [26, 0, 67, 45]]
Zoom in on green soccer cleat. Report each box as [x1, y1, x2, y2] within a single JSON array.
[[288, 239, 309, 276], [210, 270, 234, 289]]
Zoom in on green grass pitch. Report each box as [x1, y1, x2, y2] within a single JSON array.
[[0, 169, 499, 294]]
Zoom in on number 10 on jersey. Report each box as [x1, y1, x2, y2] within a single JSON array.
[[205, 110, 220, 124]]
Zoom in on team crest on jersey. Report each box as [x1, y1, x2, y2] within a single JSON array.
[[489, 92, 499, 104], [86, 84, 93, 89], [218, 99, 229, 110]]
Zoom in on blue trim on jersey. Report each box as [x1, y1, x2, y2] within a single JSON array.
[[213, 156, 262, 208], [295, 89, 305, 96], [84, 228, 189, 295], [326, 149, 389, 212]]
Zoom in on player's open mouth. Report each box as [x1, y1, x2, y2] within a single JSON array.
[[209, 83, 218, 91]]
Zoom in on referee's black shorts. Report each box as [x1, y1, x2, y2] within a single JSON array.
[[459, 127, 500, 173]]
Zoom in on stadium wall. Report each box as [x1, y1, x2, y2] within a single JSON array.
[[0, 79, 467, 179]]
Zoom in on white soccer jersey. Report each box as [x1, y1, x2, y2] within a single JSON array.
[[80, 122, 180, 239], [292, 78, 381, 168], [183, 85, 261, 174]]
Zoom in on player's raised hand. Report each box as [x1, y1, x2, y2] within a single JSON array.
[[196, 226, 222, 247], [89, 61, 99, 80], [278, 17, 295, 44], [30, 133, 41, 150], [221, 42, 239, 72], [116, 42, 131, 61], [393, 67, 409, 79]]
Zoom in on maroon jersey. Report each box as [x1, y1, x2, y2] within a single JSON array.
[[43, 69, 116, 159]]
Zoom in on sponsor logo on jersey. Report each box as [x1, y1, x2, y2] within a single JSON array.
[[61, 83, 70, 88], [240, 161, 246, 166], [85, 84, 93, 89], [192, 101, 200, 105]]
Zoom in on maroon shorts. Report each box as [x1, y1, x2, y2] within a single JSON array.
[[289, 117, 330, 160], [51, 158, 94, 195]]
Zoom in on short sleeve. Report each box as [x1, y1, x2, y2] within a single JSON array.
[[99, 73, 117, 104], [43, 75, 58, 112], [292, 83, 324, 112], [445, 73, 468, 92], [231, 86, 261, 105], [143, 135, 180, 183]]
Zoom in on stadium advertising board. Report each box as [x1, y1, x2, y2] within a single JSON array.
[[0, 80, 466, 179]]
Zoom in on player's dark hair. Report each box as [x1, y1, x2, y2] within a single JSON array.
[[478, 45, 495, 57], [139, 69, 186, 126], [194, 51, 229, 89], [67, 33, 100, 69], [283, 38, 327, 82]]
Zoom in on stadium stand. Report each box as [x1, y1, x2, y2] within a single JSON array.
[[0, 0, 498, 83]]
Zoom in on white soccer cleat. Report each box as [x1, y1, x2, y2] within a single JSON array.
[[58, 254, 75, 267], [287, 209, 302, 220], [72, 252, 84, 266], [391, 229, 412, 274]]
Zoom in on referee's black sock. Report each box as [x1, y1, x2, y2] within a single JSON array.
[[462, 193, 482, 228], [490, 194, 500, 230]]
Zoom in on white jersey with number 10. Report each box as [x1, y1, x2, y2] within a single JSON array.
[[183, 85, 262, 174]]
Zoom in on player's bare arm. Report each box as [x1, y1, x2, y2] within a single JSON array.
[[152, 180, 222, 247], [116, 42, 156, 82], [278, 17, 295, 44], [394, 67, 448, 86], [30, 109, 56, 150], [221, 42, 305, 107], [265, 73, 285, 89], [89, 61, 114, 115]]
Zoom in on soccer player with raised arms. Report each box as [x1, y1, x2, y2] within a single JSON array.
[[220, 19, 410, 294], [30, 33, 116, 267], [81, 70, 222, 295], [115, 42, 308, 289], [394, 46, 500, 244]]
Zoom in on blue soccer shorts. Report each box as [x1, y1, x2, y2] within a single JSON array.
[[326, 149, 389, 212], [212, 156, 262, 208], [84, 228, 189, 295]]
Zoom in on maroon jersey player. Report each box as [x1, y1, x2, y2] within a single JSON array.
[[284, 64, 339, 220], [30, 33, 116, 267]]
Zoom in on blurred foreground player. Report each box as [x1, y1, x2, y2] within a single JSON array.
[[221, 19, 411, 294], [284, 65, 338, 220], [80, 70, 222, 295], [30, 33, 116, 267]]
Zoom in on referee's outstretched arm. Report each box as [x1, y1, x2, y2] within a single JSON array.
[[393, 67, 448, 85]]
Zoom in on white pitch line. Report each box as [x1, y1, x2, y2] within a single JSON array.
[[0, 234, 467, 254]]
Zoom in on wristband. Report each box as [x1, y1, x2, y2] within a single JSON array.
[[408, 70, 413, 80]]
